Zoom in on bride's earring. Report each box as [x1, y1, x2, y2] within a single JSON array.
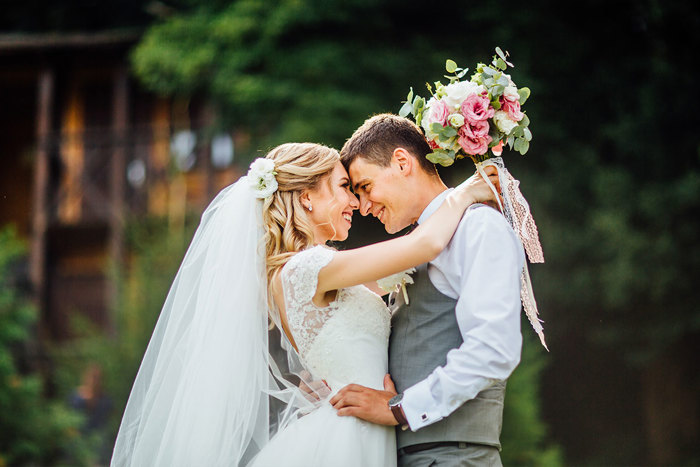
[[307, 204, 313, 212]]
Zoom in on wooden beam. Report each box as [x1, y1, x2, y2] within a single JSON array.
[[30, 69, 53, 304]]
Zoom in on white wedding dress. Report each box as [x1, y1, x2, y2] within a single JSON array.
[[248, 245, 397, 467]]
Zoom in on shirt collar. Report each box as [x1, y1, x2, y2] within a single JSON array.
[[417, 188, 453, 225]]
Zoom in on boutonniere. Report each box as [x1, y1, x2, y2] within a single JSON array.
[[377, 268, 415, 305]]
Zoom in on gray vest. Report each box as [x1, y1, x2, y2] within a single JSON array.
[[389, 263, 506, 449]]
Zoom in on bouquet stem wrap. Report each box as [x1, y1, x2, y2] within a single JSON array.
[[475, 157, 548, 350]]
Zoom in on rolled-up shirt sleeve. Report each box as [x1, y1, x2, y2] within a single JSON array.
[[401, 205, 525, 431]]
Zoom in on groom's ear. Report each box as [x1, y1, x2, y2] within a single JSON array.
[[392, 148, 414, 177]]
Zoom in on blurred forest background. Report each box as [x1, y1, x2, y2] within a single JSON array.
[[0, 0, 698, 465]]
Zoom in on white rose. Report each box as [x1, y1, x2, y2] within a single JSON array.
[[247, 158, 278, 198], [377, 268, 416, 293], [493, 110, 518, 135], [248, 158, 275, 178], [447, 113, 465, 128], [442, 81, 485, 111], [503, 85, 519, 102]]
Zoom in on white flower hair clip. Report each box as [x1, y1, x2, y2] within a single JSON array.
[[247, 158, 278, 198]]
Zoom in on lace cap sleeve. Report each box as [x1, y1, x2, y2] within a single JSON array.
[[280, 245, 336, 355], [281, 245, 334, 310]]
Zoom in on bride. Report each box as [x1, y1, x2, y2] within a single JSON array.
[[111, 142, 497, 466]]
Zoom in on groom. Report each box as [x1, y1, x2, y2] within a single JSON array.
[[330, 114, 525, 466]]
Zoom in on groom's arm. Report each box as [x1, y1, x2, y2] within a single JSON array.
[[399, 205, 524, 430]]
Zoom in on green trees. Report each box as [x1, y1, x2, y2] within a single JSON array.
[[128, 0, 700, 464], [0, 227, 94, 465]]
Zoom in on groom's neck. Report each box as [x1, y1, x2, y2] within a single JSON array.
[[409, 174, 449, 223]]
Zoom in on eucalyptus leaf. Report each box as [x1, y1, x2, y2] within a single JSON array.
[[482, 66, 497, 76], [496, 58, 507, 70], [523, 127, 532, 142], [446, 59, 458, 73], [514, 137, 529, 155], [520, 140, 529, 154], [520, 113, 530, 126], [495, 47, 507, 61], [518, 87, 531, 104], [426, 150, 455, 167], [413, 96, 425, 115], [513, 126, 525, 138], [406, 87, 414, 103], [431, 122, 444, 133], [514, 137, 525, 153], [443, 126, 458, 137], [399, 101, 413, 117], [498, 75, 510, 86], [507, 135, 515, 149]]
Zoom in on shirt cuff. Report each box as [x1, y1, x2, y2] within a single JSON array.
[[401, 379, 443, 431]]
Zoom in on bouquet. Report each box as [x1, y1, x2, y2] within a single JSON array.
[[400, 48, 548, 349], [400, 47, 531, 167]]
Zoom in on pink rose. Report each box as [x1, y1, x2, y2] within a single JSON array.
[[458, 125, 492, 156], [427, 99, 450, 126], [463, 120, 490, 139], [500, 97, 524, 122], [461, 93, 495, 123]]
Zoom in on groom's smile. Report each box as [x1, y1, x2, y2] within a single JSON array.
[[347, 156, 415, 234]]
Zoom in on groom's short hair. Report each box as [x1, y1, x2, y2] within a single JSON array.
[[340, 114, 438, 176]]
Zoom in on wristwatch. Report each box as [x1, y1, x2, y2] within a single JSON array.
[[388, 393, 409, 430]]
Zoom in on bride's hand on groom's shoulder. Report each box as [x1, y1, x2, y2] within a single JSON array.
[[329, 374, 399, 426], [456, 166, 503, 210]]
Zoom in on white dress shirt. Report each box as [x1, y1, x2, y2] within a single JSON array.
[[401, 189, 525, 431]]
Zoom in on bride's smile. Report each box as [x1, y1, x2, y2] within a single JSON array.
[[305, 162, 359, 243]]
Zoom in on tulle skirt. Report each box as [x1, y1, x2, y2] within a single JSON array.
[[248, 404, 396, 467]]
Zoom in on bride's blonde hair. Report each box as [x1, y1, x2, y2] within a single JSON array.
[[261, 142, 340, 286]]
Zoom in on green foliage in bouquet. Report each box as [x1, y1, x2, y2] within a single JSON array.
[[400, 48, 533, 167]]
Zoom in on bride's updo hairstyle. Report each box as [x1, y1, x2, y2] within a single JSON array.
[[261, 142, 339, 285]]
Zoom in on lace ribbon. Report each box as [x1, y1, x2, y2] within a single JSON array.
[[475, 157, 548, 350]]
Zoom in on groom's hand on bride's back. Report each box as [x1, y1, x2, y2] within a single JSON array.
[[330, 374, 399, 426]]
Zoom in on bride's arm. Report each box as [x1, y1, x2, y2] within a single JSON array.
[[317, 173, 495, 295], [363, 281, 387, 297]]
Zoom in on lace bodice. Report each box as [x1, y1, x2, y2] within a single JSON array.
[[280, 246, 391, 389]]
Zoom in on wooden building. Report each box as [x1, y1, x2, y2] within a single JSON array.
[[0, 31, 241, 340]]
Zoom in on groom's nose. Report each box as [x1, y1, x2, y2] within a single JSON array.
[[359, 197, 372, 216]]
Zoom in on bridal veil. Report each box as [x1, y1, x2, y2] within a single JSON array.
[[111, 177, 323, 466]]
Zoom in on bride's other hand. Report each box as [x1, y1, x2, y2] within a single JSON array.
[[298, 371, 331, 402]]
